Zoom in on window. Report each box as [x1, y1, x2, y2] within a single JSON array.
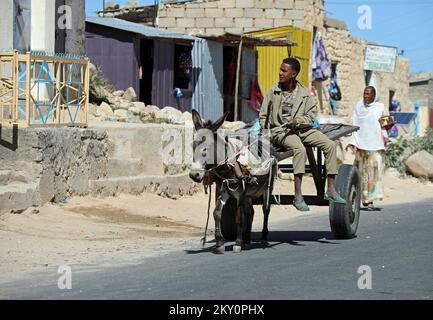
[[174, 44, 192, 90]]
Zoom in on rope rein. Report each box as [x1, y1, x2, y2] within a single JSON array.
[[200, 184, 212, 248]]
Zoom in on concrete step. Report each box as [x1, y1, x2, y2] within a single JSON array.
[[89, 173, 199, 198], [0, 182, 40, 215], [106, 158, 144, 178]]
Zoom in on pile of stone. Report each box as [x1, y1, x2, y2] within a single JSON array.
[[89, 86, 195, 126]]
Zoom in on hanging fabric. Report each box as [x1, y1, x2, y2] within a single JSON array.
[[250, 79, 263, 112], [312, 32, 331, 81]]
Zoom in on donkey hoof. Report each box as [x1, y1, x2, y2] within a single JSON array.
[[214, 245, 225, 254], [233, 245, 242, 253], [260, 240, 269, 246]]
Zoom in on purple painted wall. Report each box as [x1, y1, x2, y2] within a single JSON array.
[[85, 23, 140, 96]]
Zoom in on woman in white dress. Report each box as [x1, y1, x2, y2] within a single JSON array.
[[347, 86, 389, 211]]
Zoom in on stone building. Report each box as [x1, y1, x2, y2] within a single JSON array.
[[99, 0, 410, 119], [323, 17, 410, 117], [99, 0, 325, 35], [409, 73, 433, 134]]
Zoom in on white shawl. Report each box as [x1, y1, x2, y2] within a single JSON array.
[[349, 88, 388, 151]]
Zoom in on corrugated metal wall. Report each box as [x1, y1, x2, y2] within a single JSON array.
[[252, 26, 312, 93], [192, 39, 224, 121], [86, 23, 139, 94], [241, 48, 258, 124], [152, 40, 174, 109], [152, 40, 192, 112]]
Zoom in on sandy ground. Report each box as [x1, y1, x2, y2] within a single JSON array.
[[1, 163, 432, 285]]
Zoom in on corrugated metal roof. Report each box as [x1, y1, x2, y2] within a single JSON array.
[[85, 17, 198, 41]]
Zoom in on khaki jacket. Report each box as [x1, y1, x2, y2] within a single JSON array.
[[259, 82, 318, 137]]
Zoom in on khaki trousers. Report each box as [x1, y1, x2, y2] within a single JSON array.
[[272, 129, 338, 175]]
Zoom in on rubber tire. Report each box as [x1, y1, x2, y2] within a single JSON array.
[[329, 164, 361, 239], [221, 197, 237, 241]]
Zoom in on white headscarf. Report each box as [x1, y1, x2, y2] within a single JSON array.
[[349, 86, 388, 151]]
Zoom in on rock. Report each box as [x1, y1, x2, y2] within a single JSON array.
[[405, 150, 433, 179], [10, 209, 25, 214], [96, 102, 114, 117], [153, 110, 168, 123], [221, 121, 246, 131], [29, 209, 40, 214], [107, 95, 123, 106], [132, 102, 146, 111], [182, 111, 192, 122], [128, 115, 141, 123], [112, 90, 125, 97], [123, 87, 137, 102], [146, 105, 160, 111], [128, 107, 142, 115], [114, 109, 129, 118], [114, 101, 133, 111], [182, 111, 194, 126], [89, 103, 98, 116], [161, 106, 184, 124]]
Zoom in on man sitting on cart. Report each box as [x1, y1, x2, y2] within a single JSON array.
[[259, 57, 346, 212]]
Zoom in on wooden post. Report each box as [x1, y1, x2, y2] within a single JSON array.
[[56, 61, 61, 124], [234, 35, 243, 122], [26, 53, 31, 127], [84, 60, 90, 125]]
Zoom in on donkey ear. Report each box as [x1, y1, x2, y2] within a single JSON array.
[[210, 111, 230, 132], [191, 109, 204, 130]]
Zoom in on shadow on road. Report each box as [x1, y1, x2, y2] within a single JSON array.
[[184, 230, 341, 254]]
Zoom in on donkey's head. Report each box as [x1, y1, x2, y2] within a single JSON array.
[[189, 109, 229, 182]]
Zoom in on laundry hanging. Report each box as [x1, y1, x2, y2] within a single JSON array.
[[250, 79, 263, 112], [312, 32, 331, 82]]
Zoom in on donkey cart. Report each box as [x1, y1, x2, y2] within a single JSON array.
[[220, 124, 361, 242]]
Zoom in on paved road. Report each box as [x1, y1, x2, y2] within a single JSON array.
[[1, 201, 432, 300]]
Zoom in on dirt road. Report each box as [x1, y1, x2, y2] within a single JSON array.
[[1, 169, 432, 284]]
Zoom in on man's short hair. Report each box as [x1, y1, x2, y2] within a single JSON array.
[[282, 57, 301, 75]]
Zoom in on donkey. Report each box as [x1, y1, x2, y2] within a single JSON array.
[[189, 110, 277, 253]]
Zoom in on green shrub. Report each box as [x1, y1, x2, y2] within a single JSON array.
[[385, 128, 433, 173], [89, 66, 115, 105]]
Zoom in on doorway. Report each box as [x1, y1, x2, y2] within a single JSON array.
[[223, 46, 237, 121], [140, 39, 154, 105]]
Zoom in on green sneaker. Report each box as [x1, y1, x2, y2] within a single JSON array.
[[324, 189, 346, 204], [293, 195, 310, 212]]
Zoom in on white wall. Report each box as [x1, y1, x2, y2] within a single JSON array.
[[31, 0, 56, 52], [0, 1, 14, 50]]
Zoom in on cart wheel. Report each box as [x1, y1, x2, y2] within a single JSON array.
[[329, 164, 361, 239], [221, 197, 237, 241]]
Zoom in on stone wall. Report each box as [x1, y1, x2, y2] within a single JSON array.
[[152, 0, 323, 36], [0, 127, 108, 209], [323, 22, 411, 118], [304, 0, 325, 32], [409, 74, 433, 108], [0, 123, 198, 214], [323, 26, 367, 117], [377, 57, 411, 112]]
